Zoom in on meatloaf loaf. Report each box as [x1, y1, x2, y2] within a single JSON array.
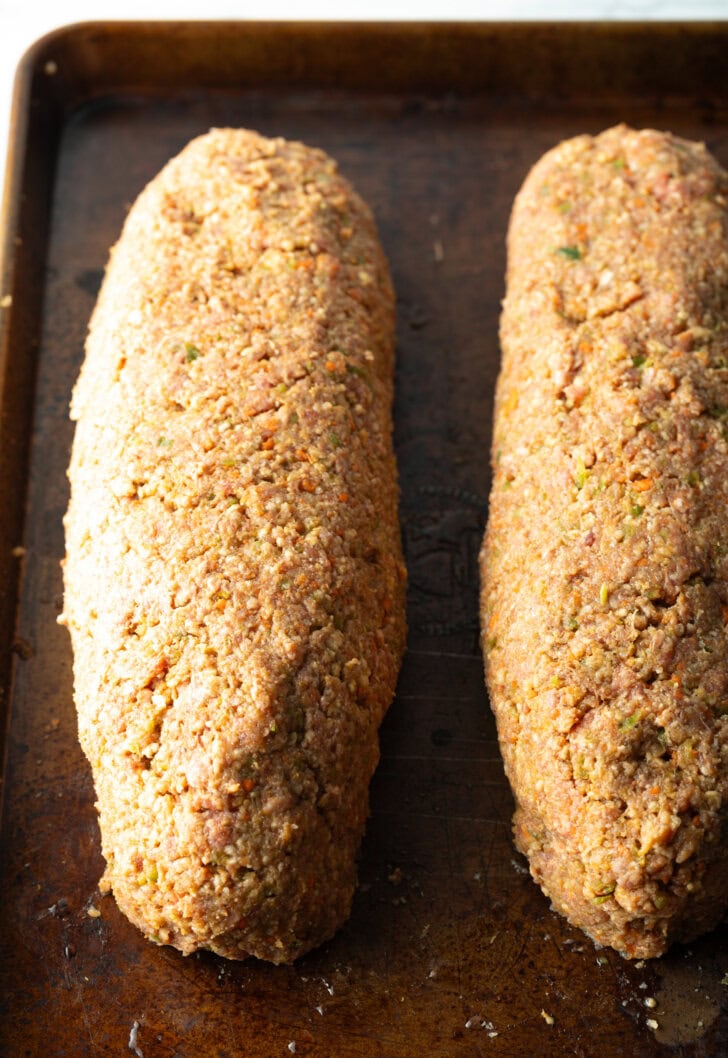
[[61, 128, 407, 963], [481, 125, 728, 958]]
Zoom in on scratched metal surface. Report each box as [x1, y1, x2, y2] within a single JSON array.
[[0, 22, 727, 1058]]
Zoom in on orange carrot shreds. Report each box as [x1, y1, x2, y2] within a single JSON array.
[[301, 478, 316, 493], [338, 491, 349, 503], [260, 437, 275, 450], [632, 477, 654, 492], [242, 778, 256, 794]]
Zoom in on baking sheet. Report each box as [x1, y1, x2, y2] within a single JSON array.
[[1, 20, 727, 1057]]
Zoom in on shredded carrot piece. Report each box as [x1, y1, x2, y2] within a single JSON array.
[[242, 778, 256, 793], [338, 491, 349, 503], [632, 477, 654, 492]]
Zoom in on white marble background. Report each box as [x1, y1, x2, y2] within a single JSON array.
[[0, 0, 725, 194]]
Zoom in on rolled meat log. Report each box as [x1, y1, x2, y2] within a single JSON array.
[[481, 125, 728, 958], [62, 128, 407, 963]]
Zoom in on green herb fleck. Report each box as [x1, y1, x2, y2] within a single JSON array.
[[346, 363, 371, 383], [557, 200, 572, 214], [632, 354, 647, 368], [556, 245, 582, 261], [564, 616, 579, 632], [575, 458, 588, 490], [631, 504, 644, 517], [611, 157, 626, 170], [329, 432, 342, 448], [185, 343, 201, 362], [687, 470, 701, 486], [619, 712, 640, 731], [593, 883, 615, 905], [157, 436, 173, 448]]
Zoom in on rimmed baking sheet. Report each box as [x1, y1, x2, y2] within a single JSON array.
[[1, 20, 727, 1057]]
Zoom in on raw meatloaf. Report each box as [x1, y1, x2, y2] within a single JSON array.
[[62, 128, 407, 962], [481, 125, 728, 958]]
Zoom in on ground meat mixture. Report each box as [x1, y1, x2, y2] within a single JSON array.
[[481, 126, 728, 958], [61, 129, 407, 963]]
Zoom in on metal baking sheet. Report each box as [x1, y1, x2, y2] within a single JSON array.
[[1, 20, 727, 1058]]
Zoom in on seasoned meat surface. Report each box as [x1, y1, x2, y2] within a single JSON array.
[[62, 128, 406, 963], [481, 125, 728, 958]]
